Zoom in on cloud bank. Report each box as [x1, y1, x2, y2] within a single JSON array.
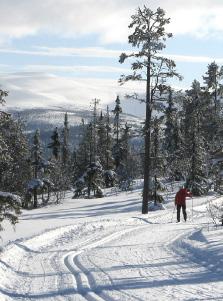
[[0, 0, 223, 44], [0, 72, 147, 114]]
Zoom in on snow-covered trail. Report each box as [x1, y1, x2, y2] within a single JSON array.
[[0, 188, 223, 301], [76, 222, 223, 301], [0, 218, 148, 300]]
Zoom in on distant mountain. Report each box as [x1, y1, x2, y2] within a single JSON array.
[[0, 71, 145, 150], [8, 106, 143, 152], [9, 106, 143, 130]]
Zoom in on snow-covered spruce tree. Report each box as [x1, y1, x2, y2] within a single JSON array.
[[164, 88, 175, 153], [29, 130, 53, 207], [73, 120, 92, 197], [61, 113, 70, 165], [91, 99, 100, 162], [70, 147, 79, 187], [73, 121, 104, 198], [0, 130, 21, 231], [187, 130, 209, 196], [0, 91, 24, 230], [0, 114, 31, 198], [104, 106, 116, 187], [118, 122, 132, 190], [97, 111, 108, 168], [88, 122, 94, 165], [61, 113, 72, 190], [47, 127, 67, 203], [150, 116, 165, 204], [48, 127, 60, 160], [0, 192, 21, 232], [203, 62, 223, 150], [74, 101, 99, 174], [86, 121, 104, 198], [170, 116, 186, 181], [203, 62, 223, 116], [119, 6, 181, 214], [74, 119, 89, 179], [85, 160, 104, 198], [163, 89, 186, 180], [0, 90, 31, 217], [26, 129, 51, 208], [151, 116, 164, 177], [184, 81, 209, 196], [112, 96, 123, 172], [181, 82, 202, 177], [105, 106, 114, 169], [30, 129, 43, 208], [97, 110, 115, 187]]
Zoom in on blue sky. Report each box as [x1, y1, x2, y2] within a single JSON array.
[[1, 0, 223, 113]]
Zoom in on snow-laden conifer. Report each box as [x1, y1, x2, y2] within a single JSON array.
[[119, 6, 181, 213]]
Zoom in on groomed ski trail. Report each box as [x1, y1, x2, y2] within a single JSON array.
[[73, 223, 223, 301], [0, 192, 223, 300], [0, 219, 148, 301]]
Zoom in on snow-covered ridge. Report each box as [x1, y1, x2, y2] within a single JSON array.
[[7, 107, 143, 138]]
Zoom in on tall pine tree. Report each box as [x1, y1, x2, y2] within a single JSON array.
[[119, 6, 181, 213]]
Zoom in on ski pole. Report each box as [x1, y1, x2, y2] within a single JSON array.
[[191, 196, 194, 222]]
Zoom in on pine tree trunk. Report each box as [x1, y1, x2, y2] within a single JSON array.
[[142, 58, 152, 214]]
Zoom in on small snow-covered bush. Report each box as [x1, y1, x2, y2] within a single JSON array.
[[0, 192, 21, 231], [25, 178, 55, 207], [207, 201, 223, 226], [104, 170, 116, 188], [73, 161, 104, 198]]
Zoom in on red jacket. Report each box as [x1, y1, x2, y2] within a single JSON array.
[[175, 188, 192, 206]]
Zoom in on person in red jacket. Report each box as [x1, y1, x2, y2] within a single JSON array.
[[175, 186, 192, 222]]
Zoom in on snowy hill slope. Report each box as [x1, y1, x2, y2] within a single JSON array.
[[0, 183, 223, 301], [8, 107, 143, 132], [8, 106, 143, 150]]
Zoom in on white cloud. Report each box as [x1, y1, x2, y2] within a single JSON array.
[[1, 46, 223, 65], [36, 46, 124, 58], [0, 0, 132, 43], [0, 71, 188, 116], [0, 46, 125, 58], [0, 0, 223, 44], [166, 54, 223, 64], [22, 64, 129, 73], [0, 72, 146, 111]]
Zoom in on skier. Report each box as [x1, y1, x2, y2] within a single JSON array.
[[175, 186, 192, 222]]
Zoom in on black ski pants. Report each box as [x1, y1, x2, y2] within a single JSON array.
[[177, 204, 187, 222]]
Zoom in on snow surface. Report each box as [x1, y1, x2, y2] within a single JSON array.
[[0, 182, 223, 301]]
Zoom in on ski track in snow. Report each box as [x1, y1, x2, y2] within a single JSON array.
[[0, 191, 223, 301]]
